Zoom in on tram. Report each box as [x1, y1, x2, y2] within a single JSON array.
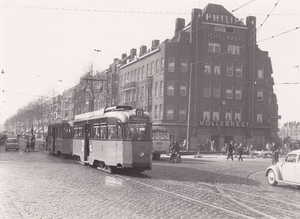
[[72, 106, 153, 173], [47, 121, 73, 157], [152, 126, 170, 160]]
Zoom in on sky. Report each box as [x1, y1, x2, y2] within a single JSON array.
[[0, 0, 299, 127]]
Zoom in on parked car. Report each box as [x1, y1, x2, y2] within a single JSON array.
[[5, 137, 19, 151], [265, 149, 300, 187]]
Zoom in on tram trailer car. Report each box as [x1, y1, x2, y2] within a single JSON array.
[[72, 106, 153, 173], [47, 121, 73, 158]]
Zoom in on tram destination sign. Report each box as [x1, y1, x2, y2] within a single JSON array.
[[198, 120, 250, 128]]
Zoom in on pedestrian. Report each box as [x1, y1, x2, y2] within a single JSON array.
[[237, 143, 244, 162], [274, 150, 279, 164], [25, 137, 31, 152], [31, 135, 36, 150], [227, 140, 234, 161]]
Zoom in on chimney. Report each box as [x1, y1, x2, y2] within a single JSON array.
[[151, 40, 160, 51], [130, 48, 137, 59], [121, 53, 127, 60], [175, 18, 185, 35], [139, 45, 147, 56]]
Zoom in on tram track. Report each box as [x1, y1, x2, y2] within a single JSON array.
[[115, 164, 300, 219], [117, 174, 255, 219]]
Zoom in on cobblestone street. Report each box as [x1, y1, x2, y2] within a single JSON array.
[[1, 147, 300, 219]]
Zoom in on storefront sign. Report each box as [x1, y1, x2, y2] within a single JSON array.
[[204, 33, 245, 42], [205, 13, 241, 25], [198, 120, 250, 128]]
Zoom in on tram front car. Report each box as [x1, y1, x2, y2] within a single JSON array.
[[73, 106, 153, 173]]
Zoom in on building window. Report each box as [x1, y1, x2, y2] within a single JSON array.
[[258, 65, 264, 79], [204, 62, 212, 74], [154, 105, 158, 119], [214, 62, 221, 75], [150, 62, 154, 75], [134, 69, 137, 82], [141, 86, 144, 100], [235, 85, 242, 100], [141, 66, 145, 79], [180, 81, 187, 96], [168, 57, 175, 72], [213, 83, 220, 98], [137, 87, 140, 101], [228, 45, 240, 55], [155, 60, 160, 74], [212, 108, 220, 121], [226, 62, 233, 76], [124, 73, 127, 84], [257, 109, 263, 123], [257, 88, 263, 101], [160, 81, 163, 96], [133, 89, 136, 101], [130, 71, 134, 82], [145, 84, 149, 99], [166, 105, 174, 119], [137, 68, 140, 81], [167, 81, 174, 96], [155, 82, 158, 97], [234, 107, 241, 122], [180, 57, 188, 73], [215, 26, 234, 33], [161, 58, 164, 73], [146, 64, 150, 77], [159, 104, 163, 119], [208, 43, 221, 53], [204, 83, 211, 98], [179, 105, 186, 120], [203, 106, 210, 120], [226, 85, 233, 99], [225, 107, 232, 121], [235, 63, 242, 77]]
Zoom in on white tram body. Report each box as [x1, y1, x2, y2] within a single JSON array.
[[73, 106, 153, 173]]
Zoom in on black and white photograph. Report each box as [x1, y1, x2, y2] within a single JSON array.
[[1, 0, 300, 218]]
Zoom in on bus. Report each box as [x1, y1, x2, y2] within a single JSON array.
[[47, 121, 73, 157], [72, 106, 152, 173], [152, 126, 170, 160]]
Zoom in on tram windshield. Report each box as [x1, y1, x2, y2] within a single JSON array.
[[124, 123, 151, 141]]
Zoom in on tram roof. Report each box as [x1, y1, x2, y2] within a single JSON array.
[[74, 107, 152, 123]]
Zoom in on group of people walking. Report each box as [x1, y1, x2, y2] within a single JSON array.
[[24, 135, 36, 152], [225, 140, 243, 161]]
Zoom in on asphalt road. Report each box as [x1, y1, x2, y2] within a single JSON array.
[[1, 147, 300, 219]]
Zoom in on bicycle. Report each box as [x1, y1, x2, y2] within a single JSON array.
[[169, 151, 182, 163], [38, 142, 47, 150]]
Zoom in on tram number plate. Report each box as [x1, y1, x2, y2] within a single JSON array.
[[138, 145, 145, 150]]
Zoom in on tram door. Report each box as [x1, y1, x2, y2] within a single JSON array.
[[83, 124, 91, 161], [52, 127, 56, 153]]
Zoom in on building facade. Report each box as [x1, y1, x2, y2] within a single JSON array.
[[41, 4, 279, 150], [116, 4, 280, 150]]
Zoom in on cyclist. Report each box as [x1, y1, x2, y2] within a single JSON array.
[[169, 138, 180, 162]]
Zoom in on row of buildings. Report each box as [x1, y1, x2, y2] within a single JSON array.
[[7, 4, 280, 151]]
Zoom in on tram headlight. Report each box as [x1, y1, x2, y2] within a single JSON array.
[[139, 152, 145, 158]]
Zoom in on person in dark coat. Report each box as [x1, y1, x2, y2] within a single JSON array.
[[169, 138, 180, 162], [227, 140, 234, 161], [25, 137, 31, 152], [237, 143, 244, 161]]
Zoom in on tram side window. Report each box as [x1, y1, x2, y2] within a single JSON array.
[[100, 125, 107, 139], [74, 125, 83, 138], [108, 125, 117, 139], [62, 126, 69, 138], [92, 123, 100, 139], [117, 123, 122, 139]]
